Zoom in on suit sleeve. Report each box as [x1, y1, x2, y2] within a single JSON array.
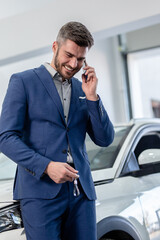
[[86, 97, 114, 147], [0, 74, 51, 180]]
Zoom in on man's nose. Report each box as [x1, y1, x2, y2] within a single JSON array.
[[69, 58, 78, 69]]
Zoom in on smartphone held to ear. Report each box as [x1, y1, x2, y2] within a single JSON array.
[[83, 70, 88, 83], [83, 60, 88, 83]]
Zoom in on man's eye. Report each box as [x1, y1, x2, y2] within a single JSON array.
[[79, 59, 84, 62], [66, 53, 72, 58]]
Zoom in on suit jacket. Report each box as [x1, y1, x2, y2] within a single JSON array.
[[0, 65, 114, 200]]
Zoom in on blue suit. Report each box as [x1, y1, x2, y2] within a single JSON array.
[[0, 65, 114, 239]]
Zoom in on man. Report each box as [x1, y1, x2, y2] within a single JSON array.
[[0, 21, 114, 240]]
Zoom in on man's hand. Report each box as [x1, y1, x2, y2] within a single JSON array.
[[45, 162, 79, 184], [82, 62, 98, 101]]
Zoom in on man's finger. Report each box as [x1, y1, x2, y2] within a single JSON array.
[[65, 168, 79, 179], [65, 176, 75, 182], [66, 163, 78, 173]]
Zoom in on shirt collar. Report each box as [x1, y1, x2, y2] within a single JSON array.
[[43, 62, 57, 78], [43, 62, 71, 84]]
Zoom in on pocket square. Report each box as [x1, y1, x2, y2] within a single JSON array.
[[79, 96, 86, 99]]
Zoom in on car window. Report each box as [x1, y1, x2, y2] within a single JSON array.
[[0, 153, 17, 180], [86, 126, 132, 171], [122, 131, 160, 176], [135, 133, 160, 160]]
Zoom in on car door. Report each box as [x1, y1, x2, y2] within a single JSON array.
[[121, 126, 160, 240]]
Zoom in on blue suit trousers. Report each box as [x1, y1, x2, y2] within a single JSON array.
[[20, 181, 97, 240]]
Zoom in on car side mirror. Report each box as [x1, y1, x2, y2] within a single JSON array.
[[138, 149, 160, 165]]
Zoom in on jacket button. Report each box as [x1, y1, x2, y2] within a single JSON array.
[[62, 149, 67, 154]]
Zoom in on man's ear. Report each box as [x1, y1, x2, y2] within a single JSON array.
[[52, 41, 58, 53]]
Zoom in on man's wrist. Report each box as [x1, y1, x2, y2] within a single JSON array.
[[86, 94, 98, 101], [44, 161, 53, 174]]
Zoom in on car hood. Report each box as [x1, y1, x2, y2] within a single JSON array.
[[0, 179, 14, 208]]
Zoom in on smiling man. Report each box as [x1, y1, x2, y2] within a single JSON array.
[[0, 21, 114, 240], [52, 40, 86, 80]]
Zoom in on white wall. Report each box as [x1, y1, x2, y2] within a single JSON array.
[[0, 0, 160, 59], [0, 0, 160, 123]]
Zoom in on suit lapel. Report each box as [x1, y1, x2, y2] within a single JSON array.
[[67, 78, 82, 126], [34, 65, 65, 123]]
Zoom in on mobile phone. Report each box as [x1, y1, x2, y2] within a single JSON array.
[[83, 60, 88, 83]]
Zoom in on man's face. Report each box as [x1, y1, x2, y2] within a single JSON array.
[[51, 39, 88, 80]]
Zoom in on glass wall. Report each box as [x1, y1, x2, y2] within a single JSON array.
[[127, 47, 160, 118]]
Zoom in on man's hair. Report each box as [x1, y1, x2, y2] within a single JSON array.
[[56, 21, 94, 49]]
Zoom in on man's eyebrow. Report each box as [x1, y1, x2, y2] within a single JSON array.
[[78, 57, 86, 61], [65, 51, 74, 56], [65, 51, 85, 61]]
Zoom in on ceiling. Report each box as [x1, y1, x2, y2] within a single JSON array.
[[0, 0, 52, 19]]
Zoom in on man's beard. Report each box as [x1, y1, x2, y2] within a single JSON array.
[[54, 49, 60, 73], [54, 48, 79, 79]]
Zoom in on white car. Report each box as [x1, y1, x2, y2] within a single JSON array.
[[1, 119, 160, 240]]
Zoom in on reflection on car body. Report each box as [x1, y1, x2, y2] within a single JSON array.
[[1, 119, 160, 240]]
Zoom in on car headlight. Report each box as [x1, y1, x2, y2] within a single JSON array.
[[0, 202, 23, 233]]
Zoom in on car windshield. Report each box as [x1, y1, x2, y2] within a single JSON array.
[[86, 125, 132, 171], [0, 153, 17, 180]]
